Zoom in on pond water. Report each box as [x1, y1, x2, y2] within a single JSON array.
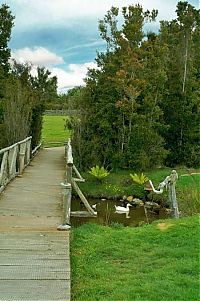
[[70, 198, 168, 228]]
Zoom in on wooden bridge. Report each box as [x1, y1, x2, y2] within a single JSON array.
[[0, 139, 70, 300]]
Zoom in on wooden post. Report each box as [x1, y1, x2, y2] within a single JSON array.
[[0, 151, 8, 188], [25, 138, 31, 165], [19, 143, 26, 175], [9, 145, 18, 178], [57, 140, 73, 230], [168, 170, 179, 218], [57, 182, 72, 230], [149, 170, 179, 219]]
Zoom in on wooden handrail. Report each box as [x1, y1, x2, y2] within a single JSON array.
[[0, 137, 40, 193], [0, 136, 32, 155], [57, 138, 96, 231]]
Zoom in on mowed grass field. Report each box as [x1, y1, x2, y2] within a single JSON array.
[[42, 115, 70, 147], [71, 215, 199, 301]]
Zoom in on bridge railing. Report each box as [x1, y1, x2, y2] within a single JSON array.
[[0, 137, 33, 193], [58, 138, 97, 230]]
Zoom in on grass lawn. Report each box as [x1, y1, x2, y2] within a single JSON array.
[[41, 115, 70, 147], [71, 215, 199, 301]]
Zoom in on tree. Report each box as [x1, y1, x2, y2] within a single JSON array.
[[31, 66, 58, 104], [0, 4, 14, 74], [0, 4, 14, 146], [72, 4, 168, 170], [160, 1, 200, 166], [2, 75, 33, 145]]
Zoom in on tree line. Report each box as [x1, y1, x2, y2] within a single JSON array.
[[69, 1, 200, 170], [0, 4, 58, 149]]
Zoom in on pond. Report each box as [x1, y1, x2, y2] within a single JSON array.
[[70, 198, 168, 228]]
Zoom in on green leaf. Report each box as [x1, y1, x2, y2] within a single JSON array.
[[130, 172, 149, 185], [89, 165, 110, 181]]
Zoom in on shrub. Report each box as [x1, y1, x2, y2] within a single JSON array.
[[130, 172, 149, 186], [89, 165, 110, 182]]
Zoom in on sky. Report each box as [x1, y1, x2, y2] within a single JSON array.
[[0, 0, 199, 93]]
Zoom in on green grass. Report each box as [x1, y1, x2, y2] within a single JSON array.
[[41, 115, 70, 147], [78, 167, 200, 216], [71, 215, 199, 301]]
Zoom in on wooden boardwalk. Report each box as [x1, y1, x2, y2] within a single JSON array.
[[0, 147, 70, 301]]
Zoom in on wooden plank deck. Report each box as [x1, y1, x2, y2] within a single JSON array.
[[0, 147, 70, 301]]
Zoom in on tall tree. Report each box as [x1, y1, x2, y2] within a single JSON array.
[[31, 66, 58, 104], [2, 75, 33, 145], [160, 1, 200, 166], [0, 4, 14, 74], [72, 4, 167, 170], [0, 4, 14, 146]]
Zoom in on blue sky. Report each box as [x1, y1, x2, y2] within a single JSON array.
[[1, 0, 199, 92]]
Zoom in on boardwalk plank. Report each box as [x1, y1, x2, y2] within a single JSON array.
[[0, 147, 70, 300], [0, 280, 70, 300]]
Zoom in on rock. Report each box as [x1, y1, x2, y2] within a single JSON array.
[[165, 208, 172, 214], [127, 195, 133, 202], [123, 195, 127, 200], [145, 201, 160, 209], [132, 198, 144, 206]]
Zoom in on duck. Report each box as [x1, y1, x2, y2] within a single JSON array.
[[115, 203, 132, 212], [92, 203, 97, 209], [91, 202, 100, 209]]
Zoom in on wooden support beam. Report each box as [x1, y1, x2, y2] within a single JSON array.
[[71, 211, 97, 217], [71, 179, 97, 216], [73, 165, 85, 182]]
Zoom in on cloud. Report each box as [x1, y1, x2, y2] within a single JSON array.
[[11, 45, 97, 92], [51, 62, 98, 93], [11, 47, 64, 66], [7, 0, 184, 30]]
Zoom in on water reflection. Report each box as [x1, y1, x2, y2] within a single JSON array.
[[71, 198, 167, 228]]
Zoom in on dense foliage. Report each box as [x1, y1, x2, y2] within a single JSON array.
[[70, 1, 200, 170], [0, 4, 58, 149]]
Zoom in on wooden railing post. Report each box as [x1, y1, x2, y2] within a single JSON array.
[[9, 145, 18, 178], [168, 170, 179, 218], [57, 139, 73, 230], [25, 138, 31, 165], [149, 170, 179, 219], [19, 143, 26, 175], [0, 151, 9, 190], [57, 182, 72, 229]]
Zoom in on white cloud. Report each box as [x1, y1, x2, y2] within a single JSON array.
[[11, 47, 64, 66], [51, 62, 98, 93], [11, 45, 97, 92], [8, 0, 181, 29]]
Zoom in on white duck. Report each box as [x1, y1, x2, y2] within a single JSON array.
[[115, 203, 132, 212], [91, 202, 100, 209]]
